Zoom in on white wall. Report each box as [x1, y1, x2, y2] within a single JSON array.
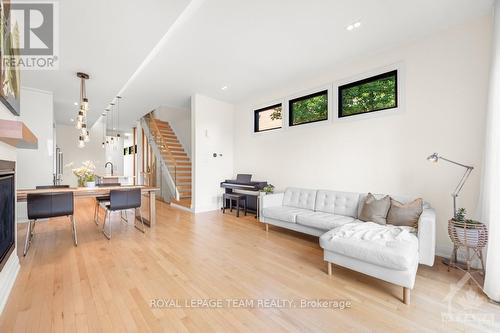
[[16, 87, 54, 221], [56, 118, 124, 187], [154, 106, 191, 157], [0, 98, 19, 314], [233, 16, 492, 256], [192, 94, 234, 212]]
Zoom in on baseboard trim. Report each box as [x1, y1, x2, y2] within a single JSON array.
[[0, 251, 20, 314], [435, 245, 483, 270], [193, 206, 220, 214], [170, 203, 193, 213]]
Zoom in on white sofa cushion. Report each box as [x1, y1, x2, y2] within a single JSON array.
[[262, 206, 311, 223], [296, 212, 355, 230], [319, 222, 418, 271], [282, 188, 317, 210], [315, 190, 360, 217]]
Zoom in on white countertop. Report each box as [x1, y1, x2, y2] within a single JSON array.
[[96, 174, 136, 179]]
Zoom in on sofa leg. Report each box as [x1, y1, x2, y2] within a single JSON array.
[[403, 287, 410, 305], [327, 262, 332, 276], [265, 223, 268, 232]]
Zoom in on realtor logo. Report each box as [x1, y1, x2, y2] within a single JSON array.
[[1, 1, 59, 70], [442, 270, 496, 329]]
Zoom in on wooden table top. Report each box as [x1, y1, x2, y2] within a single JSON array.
[[16, 185, 159, 202]]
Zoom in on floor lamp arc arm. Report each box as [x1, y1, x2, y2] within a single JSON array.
[[438, 156, 474, 170], [452, 167, 474, 197], [427, 153, 474, 218]]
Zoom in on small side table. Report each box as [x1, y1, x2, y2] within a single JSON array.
[[222, 193, 247, 217], [448, 219, 488, 275]]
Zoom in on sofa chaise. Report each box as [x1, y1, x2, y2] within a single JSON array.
[[260, 187, 436, 304]]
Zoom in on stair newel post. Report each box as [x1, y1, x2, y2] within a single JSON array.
[[159, 162, 164, 201]]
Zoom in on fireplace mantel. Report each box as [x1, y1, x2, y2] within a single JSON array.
[[0, 120, 38, 149]]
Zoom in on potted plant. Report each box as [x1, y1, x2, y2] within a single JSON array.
[[449, 208, 487, 248], [262, 184, 275, 194], [72, 161, 96, 187], [85, 174, 96, 188]]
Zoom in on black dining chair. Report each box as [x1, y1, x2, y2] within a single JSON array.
[[25, 191, 76, 256], [93, 183, 122, 225], [100, 188, 145, 239]]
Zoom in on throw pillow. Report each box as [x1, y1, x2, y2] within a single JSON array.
[[387, 198, 423, 228], [359, 193, 391, 225]]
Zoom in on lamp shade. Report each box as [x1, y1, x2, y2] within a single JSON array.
[[427, 153, 439, 163]]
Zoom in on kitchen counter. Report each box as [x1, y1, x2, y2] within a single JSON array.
[[95, 174, 135, 179], [96, 174, 135, 185]]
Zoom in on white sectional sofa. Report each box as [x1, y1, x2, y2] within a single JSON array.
[[260, 187, 436, 304]]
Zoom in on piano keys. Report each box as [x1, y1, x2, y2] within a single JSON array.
[[220, 174, 267, 216]]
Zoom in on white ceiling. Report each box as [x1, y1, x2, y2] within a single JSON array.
[[22, 0, 493, 130], [22, 0, 191, 125]]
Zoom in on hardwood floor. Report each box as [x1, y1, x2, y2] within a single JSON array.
[[1, 198, 499, 332]]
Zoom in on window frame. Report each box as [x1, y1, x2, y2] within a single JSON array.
[[253, 103, 283, 133], [337, 69, 398, 119], [288, 89, 329, 127]]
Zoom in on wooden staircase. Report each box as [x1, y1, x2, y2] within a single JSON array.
[[145, 114, 191, 208]]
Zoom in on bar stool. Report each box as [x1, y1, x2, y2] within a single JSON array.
[[222, 193, 247, 217], [25, 191, 76, 256], [101, 188, 145, 239]]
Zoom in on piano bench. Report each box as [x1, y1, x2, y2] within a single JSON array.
[[222, 193, 247, 217]]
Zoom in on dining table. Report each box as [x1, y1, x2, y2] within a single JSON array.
[[16, 185, 160, 226]]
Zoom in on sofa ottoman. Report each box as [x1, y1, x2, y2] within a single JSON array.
[[319, 222, 419, 304]]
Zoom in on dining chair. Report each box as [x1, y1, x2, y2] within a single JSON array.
[[100, 188, 145, 239], [93, 183, 122, 225], [25, 191, 76, 256]]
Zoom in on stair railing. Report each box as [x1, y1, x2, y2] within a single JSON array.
[[141, 114, 180, 201]]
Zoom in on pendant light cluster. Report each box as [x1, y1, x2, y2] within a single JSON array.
[[102, 95, 122, 148], [75, 72, 90, 148]]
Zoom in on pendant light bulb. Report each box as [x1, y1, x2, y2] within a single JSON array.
[[82, 98, 89, 111], [76, 72, 90, 147]]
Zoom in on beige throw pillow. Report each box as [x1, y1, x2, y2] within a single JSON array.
[[387, 198, 423, 228], [359, 193, 391, 225]]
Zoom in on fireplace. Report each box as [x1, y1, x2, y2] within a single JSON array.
[[0, 160, 15, 272]]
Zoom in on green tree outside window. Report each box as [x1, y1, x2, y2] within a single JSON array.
[[340, 71, 397, 117], [289, 91, 328, 126]]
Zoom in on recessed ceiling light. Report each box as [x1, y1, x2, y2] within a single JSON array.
[[74, 102, 78, 106], [70, 118, 74, 122], [347, 21, 361, 31], [102, 112, 106, 116], [221, 85, 228, 91]]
